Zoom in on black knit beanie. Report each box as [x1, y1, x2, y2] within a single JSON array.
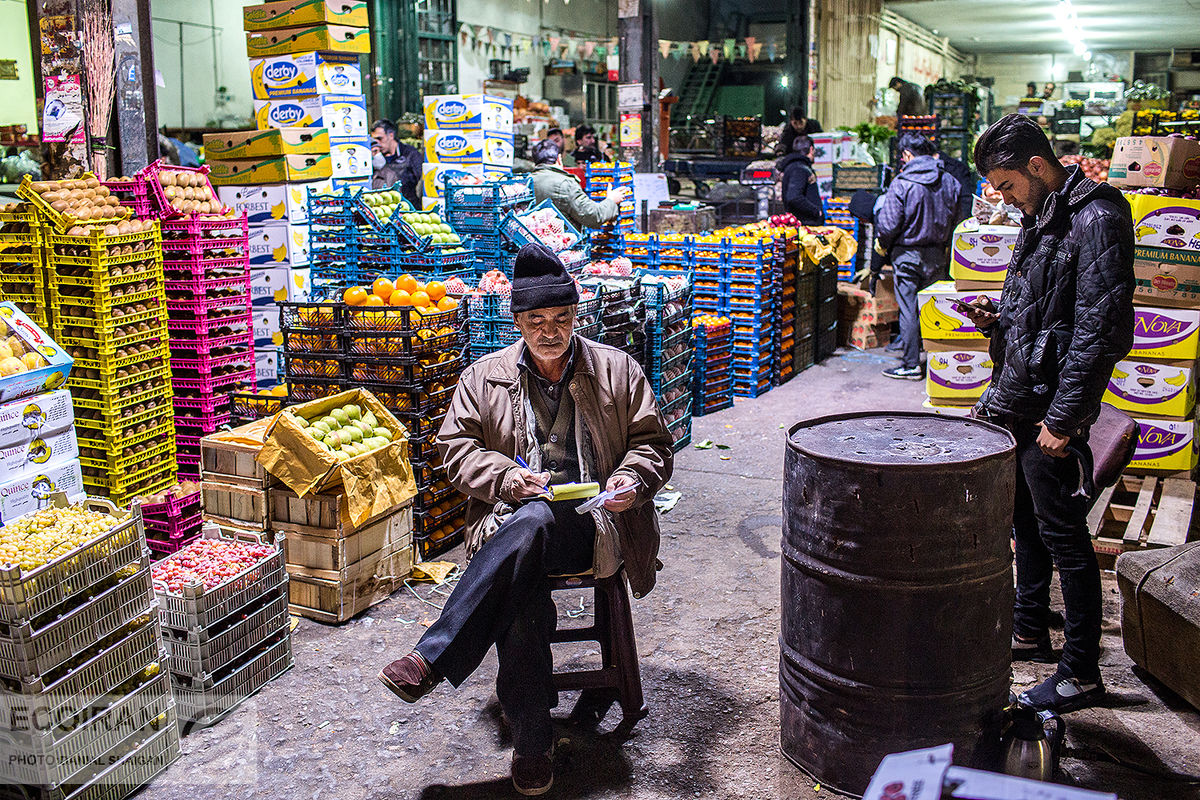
[[510, 243, 580, 313]]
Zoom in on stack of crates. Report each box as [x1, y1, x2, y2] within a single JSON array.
[[160, 205, 255, 481], [692, 316, 733, 416], [0, 205, 48, 328], [0, 498, 180, 797], [793, 255, 818, 370], [929, 90, 975, 163], [443, 175, 534, 277], [583, 161, 636, 260], [584, 276, 645, 366], [893, 115, 941, 170], [774, 230, 802, 384], [726, 234, 778, 398], [641, 273, 693, 451], [139, 484, 204, 558], [499, 200, 591, 274], [657, 233, 694, 274], [277, 302, 346, 405], [40, 217, 180, 505], [153, 525, 292, 729], [821, 197, 860, 281], [813, 256, 841, 361], [465, 293, 521, 360]]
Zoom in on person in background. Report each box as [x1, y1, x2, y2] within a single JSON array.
[[777, 135, 825, 227], [889, 76, 928, 116], [1026, 81, 1039, 99], [1043, 82, 1057, 100], [871, 132, 961, 380], [370, 118, 423, 207], [571, 124, 608, 165], [775, 106, 824, 157], [960, 114, 1134, 713], [545, 128, 575, 167], [379, 242, 673, 796], [528, 139, 628, 231]]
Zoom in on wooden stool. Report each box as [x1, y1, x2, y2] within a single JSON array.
[[548, 570, 648, 727]]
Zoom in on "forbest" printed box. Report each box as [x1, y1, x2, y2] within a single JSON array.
[[217, 180, 329, 224], [247, 222, 311, 267]]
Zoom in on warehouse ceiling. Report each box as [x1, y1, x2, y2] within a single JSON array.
[[886, 0, 1200, 54]]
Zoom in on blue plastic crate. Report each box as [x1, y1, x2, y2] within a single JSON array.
[[445, 175, 534, 210], [732, 381, 771, 399], [470, 319, 522, 348], [500, 199, 586, 253], [693, 394, 733, 417]]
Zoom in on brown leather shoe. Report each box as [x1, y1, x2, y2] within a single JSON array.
[[512, 751, 554, 796], [379, 652, 441, 703]]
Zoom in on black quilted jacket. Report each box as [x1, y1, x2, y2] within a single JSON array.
[[977, 166, 1135, 437]]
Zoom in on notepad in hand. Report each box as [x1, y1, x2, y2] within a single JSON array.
[[547, 482, 600, 501]]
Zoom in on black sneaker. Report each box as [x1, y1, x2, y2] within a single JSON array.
[[1018, 668, 1105, 713], [1012, 633, 1056, 664], [883, 365, 923, 380], [512, 750, 554, 796]]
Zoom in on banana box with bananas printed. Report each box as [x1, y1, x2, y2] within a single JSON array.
[[950, 220, 1018, 282], [245, 24, 370, 58], [0, 426, 77, 478], [1129, 416, 1199, 474], [203, 127, 329, 159], [1105, 359, 1196, 419], [424, 129, 514, 166], [0, 389, 73, 449], [217, 179, 331, 224], [1129, 306, 1200, 361], [422, 94, 514, 132], [243, 0, 368, 32], [1128, 194, 1200, 252], [253, 94, 367, 137], [918, 281, 1003, 341], [247, 222, 311, 267], [924, 340, 993, 402], [208, 154, 333, 186], [250, 267, 291, 306]]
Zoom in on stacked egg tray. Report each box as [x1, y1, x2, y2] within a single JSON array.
[[162, 214, 254, 480], [137, 483, 203, 558], [821, 197, 861, 281], [443, 175, 534, 274], [45, 223, 180, 505], [0, 206, 49, 329], [641, 274, 693, 451], [692, 320, 733, 417], [152, 526, 292, 729], [583, 162, 636, 258], [0, 499, 180, 798]]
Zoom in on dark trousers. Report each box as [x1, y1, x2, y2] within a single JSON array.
[[415, 500, 595, 756], [1010, 420, 1102, 680], [893, 245, 947, 369]]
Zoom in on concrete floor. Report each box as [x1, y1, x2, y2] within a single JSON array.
[[140, 348, 1200, 800]]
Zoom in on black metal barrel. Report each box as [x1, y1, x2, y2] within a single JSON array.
[[781, 412, 1016, 795]]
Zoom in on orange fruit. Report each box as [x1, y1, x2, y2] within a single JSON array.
[[344, 286, 368, 306], [389, 289, 412, 306], [426, 281, 446, 302], [365, 295, 386, 306], [372, 277, 395, 300], [396, 274, 418, 294], [436, 296, 458, 311], [410, 290, 430, 308]]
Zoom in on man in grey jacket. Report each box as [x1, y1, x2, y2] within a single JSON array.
[[529, 139, 629, 231]]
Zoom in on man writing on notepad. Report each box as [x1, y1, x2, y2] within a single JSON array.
[[379, 243, 674, 796]]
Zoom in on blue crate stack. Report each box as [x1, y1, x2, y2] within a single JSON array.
[[822, 197, 861, 282], [726, 237, 779, 398], [640, 272, 694, 451], [443, 174, 534, 278], [584, 161, 636, 260], [693, 319, 734, 416]]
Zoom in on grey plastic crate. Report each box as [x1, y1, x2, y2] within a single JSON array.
[[172, 629, 293, 728], [0, 562, 152, 683], [163, 578, 289, 681]]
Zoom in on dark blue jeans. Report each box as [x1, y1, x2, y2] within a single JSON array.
[[1010, 420, 1102, 681], [415, 500, 595, 756], [892, 245, 947, 369]]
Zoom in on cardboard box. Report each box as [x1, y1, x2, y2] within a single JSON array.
[[950, 221, 1018, 282], [837, 280, 899, 326], [809, 133, 850, 165], [203, 127, 330, 160], [243, 0, 368, 31], [253, 94, 367, 137], [422, 94, 514, 132], [0, 457, 84, 523], [925, 340, 993, 402], [1130, 306, 1200, 361], [1105, 359, 1196, 418], [0, 389, 73, 449], [250, 267, 292, 305], [249, 52, 362, 100], [247, 222, 311, 267], [208, 154, 332, 186], [419, 163, 507, 198], [0, 303, 73, 403], [245, 24, 370, 58], [217, 180, 328, 224], [330, 138, 372, 180], [922, 397, 974, 417], [1129, 194, 1200, 251], [1109, 136, 1200, 190], [917, 281, 1002, 341], [200, 418, 277, 488], [257, 389, 417, 527], [0, 426, 78, 477], [423, 129, 513, 165], [290, 267, 312, 302], [1133, 245, 1200, 308], [331, 176, 370, 192], [255, 347, 283, 388], [1129, 416, 1199, 474], [253, 304, 283, 347]]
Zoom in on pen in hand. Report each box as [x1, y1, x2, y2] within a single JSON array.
[[514, 455, 552, 498]]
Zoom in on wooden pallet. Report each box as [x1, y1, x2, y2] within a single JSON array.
[[1089, 474, 1199, 568]]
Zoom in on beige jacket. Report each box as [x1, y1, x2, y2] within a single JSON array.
[[435, 337, 674, 598]]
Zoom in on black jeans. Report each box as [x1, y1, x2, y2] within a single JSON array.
[[415, 500, 595, 756], [1009, 420, 1102, 680], [892, 245, 947, 369]]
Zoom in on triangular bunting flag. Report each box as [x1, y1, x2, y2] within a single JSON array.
[[583, 40, 596, 59], [745, 36, 757, 62], [750, 41, 763, 62], [709, 45, 720, 64], [723, 38, 735, 61], [659, 39, 671, 59]]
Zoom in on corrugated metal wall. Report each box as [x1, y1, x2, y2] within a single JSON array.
[[814, 0, 883, 130]]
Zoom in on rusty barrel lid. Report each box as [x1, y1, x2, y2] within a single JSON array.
[[787, 411, 1015, 468]]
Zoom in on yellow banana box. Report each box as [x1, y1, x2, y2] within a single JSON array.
[[291, 267, 312, 302], [422, 94, 514, 132], [1128, 415, 1199, 474], [950, 221, 1018, 282], [243, 0, 368, 32], [245, 24, 370, 58], [249, 52, 361, 99], [917, 280, 1002, 341], [217, 180, 331, 224], [208, 155, 333, 186], [1130, 306, 1200, 361], [253, 95, 367, 137], [423, 129, 514, 166], [1105, 359, 1196, 419], [921, 398, 974, 417], [203, 128, 329, 160], [1128, 194, 1200, 252], [924, 340, 993, 402], [247, 222, 310, 267], [1134, 245, 1200, 308]]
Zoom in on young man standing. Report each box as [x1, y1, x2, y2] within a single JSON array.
[[777, 135, 825, 226], [960, 114, 1135, 712], [370, 119, 424, 207]]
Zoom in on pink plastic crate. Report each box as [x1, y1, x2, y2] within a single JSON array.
[[172, 393, 232, 415], [168, 310, 252, 341], [166, 274, 251, 296], [161, 214, 248, 239], [172, 367, 255, 394], [174, 412, 232, 438], [102, 178, 154, 219], [167, 293, 251, 316], [162, 236, 250, 261], [141, 487, 201, 523], [146, 516, 203, 558], [138, 159, 219, 220], [163, 255, 250, 279]]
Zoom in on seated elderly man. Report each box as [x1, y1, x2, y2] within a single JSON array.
[[380, 243, 674, 796]]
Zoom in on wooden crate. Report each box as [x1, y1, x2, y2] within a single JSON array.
[[200, 418, 277, 489], [288, 543, 414, 623], [268, 486, 404, 537], [1089, 474, 1199, 569], [201, 480, 270, 531], [283, 505, 414, 579]]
